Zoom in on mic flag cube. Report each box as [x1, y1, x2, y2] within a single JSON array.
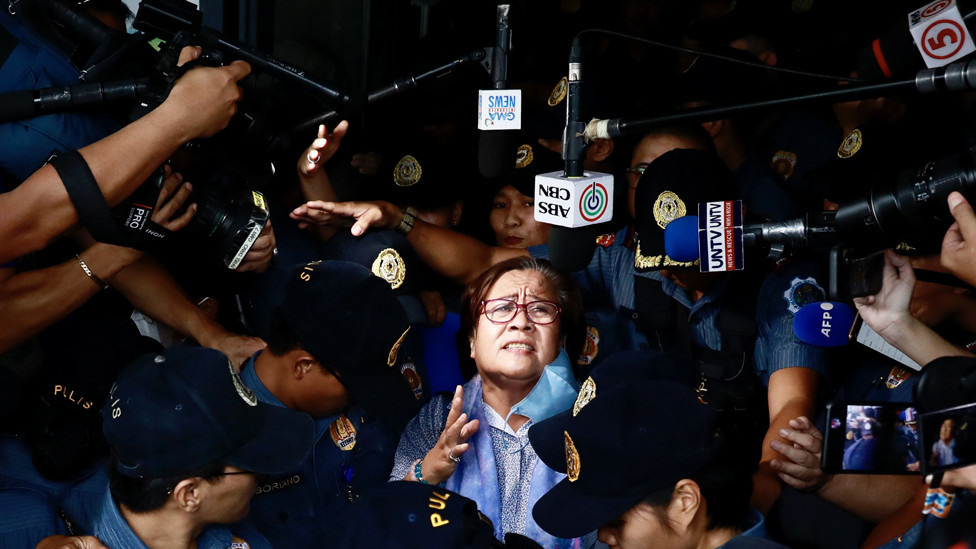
[[697, 200, 744, 272], [478, 89, 522, 130], [534, 171, 614, 228], [909, 0, 976, 68]]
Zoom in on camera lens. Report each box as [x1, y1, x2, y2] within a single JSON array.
[[835, 147, 976, 247]]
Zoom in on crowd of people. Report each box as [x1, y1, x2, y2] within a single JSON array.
[[4, 0, 976, 548]]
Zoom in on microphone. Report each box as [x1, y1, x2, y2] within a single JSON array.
[[547, 223, 613, 272], [0, 79, 151, 123], [583, 60, 976, 141], [367, 49, 488, 103], [663, 210, 841, 262], [856, 27, 924, 79], [562, 36, 585, 178], [477, 4, 520, 180], [663, 215, 701, 262], [793, 302, 857, 347]]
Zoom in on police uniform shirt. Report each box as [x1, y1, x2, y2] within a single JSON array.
[[718, 509, 790, 549], [528, 227, 652, 365], [91, 486, 270, 549], [575, 230, 829, 384], [0, 13, 120, 182], [751, 260, 831, 384], [240, 353, 403, 548], [0, 434, 108, 535], [0, 487, 67, 548]]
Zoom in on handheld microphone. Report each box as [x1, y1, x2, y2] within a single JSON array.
[[663, 210, 841, 264], [477, 4, 521, 179], [663, 215, 701, 262], [793, 301, 857, 347], [856, 27, 924, 79]]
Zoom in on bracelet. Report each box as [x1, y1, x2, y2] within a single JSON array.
[[414, 459, 444, 487], [396, 206, 418, 235], [75, 254, 109, 290]]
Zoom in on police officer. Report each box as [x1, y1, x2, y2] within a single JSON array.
[[239, 260, 423, 547], [93, 346, 315, 549]]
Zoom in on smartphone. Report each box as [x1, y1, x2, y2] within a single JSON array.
[[918, 401, 976, 476], [822, 402, 921, 475], [828, 249, 885, 301]]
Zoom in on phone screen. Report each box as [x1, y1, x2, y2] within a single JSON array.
[[919, 402, 976, 476], [822, 402, 921, 475]]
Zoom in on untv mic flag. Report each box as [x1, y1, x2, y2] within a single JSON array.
[[697, 200, 744, 272]]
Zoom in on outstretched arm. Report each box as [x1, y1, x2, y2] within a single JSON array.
[[291, 199, 525, 285], [0, 47, 251, 263]]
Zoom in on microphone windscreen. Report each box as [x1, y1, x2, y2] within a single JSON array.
[[793, 301, 856, 347], [855, 30, 923, 80], [547, 224, 605, 273], [663, 216, 700, 262], [478, 130, 518, 179]]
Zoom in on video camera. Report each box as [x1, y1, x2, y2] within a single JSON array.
[[2, 0, 348, 269], [665, 144, 976, 299]]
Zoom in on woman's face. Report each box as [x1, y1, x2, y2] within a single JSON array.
[[470, 269, 562, 389], [490, 185, 551, 249], [598, 503, 684, 549], [941, 418, 955, 442]]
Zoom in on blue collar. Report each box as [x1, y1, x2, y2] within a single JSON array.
[[240, 351, 288, 409]]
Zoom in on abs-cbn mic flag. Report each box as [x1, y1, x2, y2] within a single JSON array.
[[697, 200, 744, 272]]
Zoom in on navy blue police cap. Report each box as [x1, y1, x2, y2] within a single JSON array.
[[531, 380, 719, 539], [322, 230, 427, 325], [327, 481, 542, 549], [633, 148, 738, 271], [529, 350, 699, 472], [279, 260, 418, 417], [101, 346, 315, 478]]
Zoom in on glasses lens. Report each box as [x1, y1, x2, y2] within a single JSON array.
[[485, 299, 517, 322], [526, 301, 559, 324], [628, 163, 648, 176]]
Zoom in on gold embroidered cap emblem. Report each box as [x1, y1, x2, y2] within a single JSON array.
[[548, 77, 568, 106], [837, 129, 863, 159], [653, 190, 686, 230], [573, 377, 596, 416], [371, 248, 406, 290], [388, 326, 411, 367], [515, 144, 535, 170], [565, 431, 581, 482], [228, 360, 257, 406], [394, 155, 423, 187]]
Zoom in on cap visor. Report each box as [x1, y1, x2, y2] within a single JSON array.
[[225, 404, 315, 475], [528, 409, 573, 473], [532, 477, 643, 539]]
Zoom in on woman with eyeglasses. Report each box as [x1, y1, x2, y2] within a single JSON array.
[[390, 256, 591, 549]]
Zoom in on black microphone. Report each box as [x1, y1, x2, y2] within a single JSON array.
[[562, 36, 585, 178], [584, 60, 976, 140], [0, 79, 151, 123], [478, 4, 519, 180], [856, 27, 925, 80], [662, 211, 841, 260], [367, 49, 488, 103]]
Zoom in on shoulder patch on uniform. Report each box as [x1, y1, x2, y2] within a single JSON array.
[[595, 233, 615, 248], [576, 326, 600, 366], [782, 276, 825, 314]]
